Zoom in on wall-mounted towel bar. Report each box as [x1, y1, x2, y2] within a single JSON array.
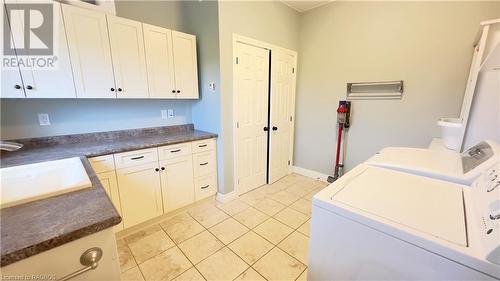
[[347, 80, 404, 100]]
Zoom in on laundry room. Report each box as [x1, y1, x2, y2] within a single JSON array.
[[0, 1, 499, 280]]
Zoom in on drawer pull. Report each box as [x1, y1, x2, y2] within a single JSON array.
[[130, 156, 145, 160], [201, 185, 210, 189], [170, 149, 181, 153], [59, 247, 102, 281], [198, 144, 208, 148], [200, 162, 209, 166]]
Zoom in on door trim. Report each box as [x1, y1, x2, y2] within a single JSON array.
[[232, 34, 298, 195]]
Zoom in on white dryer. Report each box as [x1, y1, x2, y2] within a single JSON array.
[[365, 140, 498, 185], [308, 164, 500, 280]]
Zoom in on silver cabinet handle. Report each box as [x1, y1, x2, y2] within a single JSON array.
[[59, 247, 103, 281]]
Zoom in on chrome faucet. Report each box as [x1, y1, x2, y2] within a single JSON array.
[[0, 141, 23, 151]]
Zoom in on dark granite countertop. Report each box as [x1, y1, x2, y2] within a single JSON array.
[[0, 124, 217, 266]]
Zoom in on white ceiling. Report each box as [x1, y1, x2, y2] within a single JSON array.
[[280, 0, 332, 13]]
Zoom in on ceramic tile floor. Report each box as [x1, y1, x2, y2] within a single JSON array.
[[117, 173, 328, 281]]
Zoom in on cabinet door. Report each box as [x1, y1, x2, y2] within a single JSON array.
[[116, 162, 163, 228], [20, 2, 76, 98], [1, 3, 25, 98], [97, 171, 124, 231], [160, 155, 195, 213], [172, 31, 199, 99], [62, 3, 116, 98], [143, 24, 176, 99], [107, 15, 149, 98]]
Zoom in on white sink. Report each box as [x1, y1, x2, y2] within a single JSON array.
[[0, 157, 92, 208]]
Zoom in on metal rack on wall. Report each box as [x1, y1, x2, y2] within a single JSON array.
[[346, 80, 404, 100]]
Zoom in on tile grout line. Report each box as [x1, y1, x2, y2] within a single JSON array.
[[117, 174, 320, 280], [159, 224, 201, 281]]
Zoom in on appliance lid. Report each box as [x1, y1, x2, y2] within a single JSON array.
[[366, 148, 462, 175], [331, 167, 467, 246]]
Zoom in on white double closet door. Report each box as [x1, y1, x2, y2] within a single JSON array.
[[235, 42, 296, 195]]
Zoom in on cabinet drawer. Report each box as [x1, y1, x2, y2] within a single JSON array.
[[192, 138, 216, 154], [158, 142, 192, 160], [89, 155, 115, 173], [193, 151, 216, 178], [194, 174, 217, 200], [114, 148, 158, 169]]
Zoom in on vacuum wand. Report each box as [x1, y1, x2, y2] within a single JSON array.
[[333, 123, 344, 179], [328, 101, 351, 183]]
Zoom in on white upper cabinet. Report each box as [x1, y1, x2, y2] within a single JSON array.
[[62, 4, 116, 98], [3, 2, 199, 100], [2, 5, 26, 98], [172, 31, 199, 99], [23, 2, 76, 98], [2, 2, 76, 98], [107, 15, 149, 98], [144, 28, 199, 99], [143, 24, 176, 99]]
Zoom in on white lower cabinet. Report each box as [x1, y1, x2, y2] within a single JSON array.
[[194, 174, 217, 201], [192, 138, 218, 200], [91, 138, 217, 231], [96, 171, 124, 232], [160, 155, 195, 213], [116, 162, 163, 228], [1, 228, 120, 280]]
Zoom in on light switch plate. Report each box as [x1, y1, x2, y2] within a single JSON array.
[[161, 110, 168, 119], [38, 113, 50, 126]]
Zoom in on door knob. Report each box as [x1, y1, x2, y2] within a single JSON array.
[[26, 85, 33, 90], [161, 167, 165, 171], [172, 90, 176, 93], [117, 88, 122, 92], [155, 168, 160, 172], [14, 84, 21, 89], [176, 90, 180, 93], [263, 127, 269, 131], [272, 126, 278, 131], [111, 88, 115, 92]]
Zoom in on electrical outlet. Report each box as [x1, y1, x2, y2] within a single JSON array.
[[167, 109, 174, 119], [38, 113, 50, 126], [161, 109, 168, 119]]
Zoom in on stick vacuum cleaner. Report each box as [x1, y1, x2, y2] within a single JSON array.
[[327, 101, 351, 183]]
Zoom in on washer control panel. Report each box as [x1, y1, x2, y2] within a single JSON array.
[[461, 141, 494, 174], [472, 164, 500, 265]]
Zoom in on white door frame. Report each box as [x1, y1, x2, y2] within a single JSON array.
[[232, 34, 298, 195]]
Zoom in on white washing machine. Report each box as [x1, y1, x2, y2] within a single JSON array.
[[308, 164, 500, 280], [365, 140, 498, 185]]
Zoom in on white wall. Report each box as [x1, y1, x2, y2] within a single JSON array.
[[294, 1, 500, 175], [217, 1, 300, 194]]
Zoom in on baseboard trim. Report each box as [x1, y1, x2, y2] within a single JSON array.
[[216, 191, 238, 203], [292, 166, 330, 182]]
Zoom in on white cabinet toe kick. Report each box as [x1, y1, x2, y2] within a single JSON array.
[[89, 138, 218, 231]]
